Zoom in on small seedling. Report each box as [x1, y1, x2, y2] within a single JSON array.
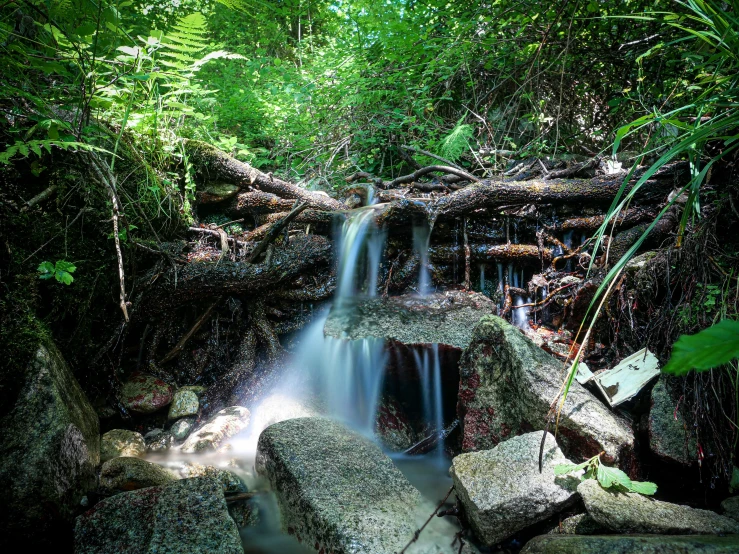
[[554, 452, 657, 495]]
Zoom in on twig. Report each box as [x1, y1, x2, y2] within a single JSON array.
[[224, 491, 259, 504], [188, 227, 249, 247], [21, 207, 91, 263], [404, 419, 459, 456], [159, 296, 222, 364], [215, 218, 244, 229], [22, 185, 57, 211], [398, 486, 454, 554], [543, 157, 599, 180], [401, 145, 463, 171], [383, 166, 481, 189], [248, 201, 308, 263], [512, 282, 578, 309]]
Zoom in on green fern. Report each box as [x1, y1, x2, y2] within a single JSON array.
[[159, 13, 210, 70], [439, 118, 473, 162], [0, 140, 109, 164]]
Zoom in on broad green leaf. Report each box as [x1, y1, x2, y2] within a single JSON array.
[[37, 261, 55, 277], [55, 261, 76, 273], [629, 481, 658, 495], [663, 319, 739, 376], [597, 464, 632, 490], [56, 271, 74, 285], [553, 460, 591, 475]]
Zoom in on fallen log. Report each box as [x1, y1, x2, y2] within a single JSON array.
[[430, 163, 686, 217], [556, 207, 657, 231], [185, 140, 345, 211], [248, 201, 308, 262], [139, 234, 333, 314], [428, 243, 552, 264], [226, 190, 296, 216]]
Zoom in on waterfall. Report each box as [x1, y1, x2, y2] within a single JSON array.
[[412, 223, 432, 296], [412, 344, 444, 457], [335, 208, 386, 302], [512, 295, 531, 331]]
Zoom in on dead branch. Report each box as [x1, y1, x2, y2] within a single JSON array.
[[401, 145, 464, 171], [185, 140, 345, 211], [382, 165, 482, 189], [398, 486, 454, 554], [226, 190, 296, 216], [22, 185, 57, 211], [542, 157, 599, 180], [188, 227, 249, 248]]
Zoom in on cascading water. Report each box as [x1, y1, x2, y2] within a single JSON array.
[[335, 208, 386, 302], [413, 223, 432, 296]]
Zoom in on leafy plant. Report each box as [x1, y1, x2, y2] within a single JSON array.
[[37, 261, 77, 285], [555, 452, 657, 495], [663, 319, 739, 376]]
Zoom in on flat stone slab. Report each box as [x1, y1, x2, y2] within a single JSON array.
[[256, 417, 423, 554], [649, 376, 697, 464], [451, 432, 580, 546], [324, 291, 496, 349], [578, 479, 739, 535], [100, 457, 175, 495], [521, 534, 739, 553]]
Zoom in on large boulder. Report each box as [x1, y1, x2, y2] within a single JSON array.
[[256, 417, 432, 553], [180, 405, 250, 453], [649, 376, 698, 465], [521, 534, 739, 553], [458, 316, 635, 466], [324, 291, 496, 349], [99, 457, 175, 495], [450, 432, 580, 546], [0, 334, 99, 547], [74, 477, 242, 554], [100, 429, 146, 462], [722, 496, 739, 523], [578, 479, 739, 535]]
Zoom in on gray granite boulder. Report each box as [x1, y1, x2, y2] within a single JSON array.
[[649, 377, 698, 465], [375, 396, 417, 451], [451, 432, 580, 546], [256, 417, 423, 553], [178, 463, 247, 495], [458, 315, 635, 466], [101, 429, 146, 462], [521, 534, 739, 553], [324, 291, 496, 349], [546, 513, 606, 535], [578, 479, 739, 534], [721, 496, 739, 522], [168, 389, 199, 420], [0, 334, 99, 546], [144, 429, 173, 453], [99, 457, 175, 495], [120, 373, 173, 414], [180, 405, 250, 453], [75, 477, 242, 553]]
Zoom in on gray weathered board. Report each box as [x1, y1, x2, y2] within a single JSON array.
[[595, 348, 660, 407]]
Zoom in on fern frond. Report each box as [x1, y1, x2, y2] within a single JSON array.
[[439, 118, 473, 162], [0, 140, 110, 164]]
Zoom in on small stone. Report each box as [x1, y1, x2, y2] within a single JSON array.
[[521, 534, 739, 553], [100, 456, 175, 495], [120, 373, 173, 414], [171, 418, 195, 440], [578, 479, 739, 535], [181, 406, 250, 453], [721, 496, 739, 523], [451, 432, 580, 546], [100, 429, 146, 462], [145, 429, 173, 453], [168, 389, 199, 420]]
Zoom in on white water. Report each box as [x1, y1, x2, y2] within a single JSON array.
[[413, 223, 432, 296]]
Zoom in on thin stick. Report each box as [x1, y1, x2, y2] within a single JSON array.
[[215, 218, 244, 229], [248, 201, 308, 263], [159, 296, 222, 364], [384, 165, 481, 189], [512, 282, 577, 309], [401, 145, 463, 171], [398, 486, 454, 554]]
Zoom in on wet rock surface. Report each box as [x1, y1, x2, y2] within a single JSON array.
[[75, 477, 242, 554], [180, 405, 250, 453], [0, 336, 99, 547], [451, 432, 580, 546], [256, 417, 423, 554], [546, 513, 606, 535], [99, 456, 175, 495], [578, 479, 739, 535], [120, 373, 173, 414], [324, 291, 496, 349], [721, 496, 739, 522], [457, 315, 635, 465], [178, 463, 247, 495], [144, 429, 173, 453], [375, 396, 417, 451], [521, 534, 739, 553], [649, 376, 697, 465], [168, 389, 199, 420], [171, 417, 195, 440], [100, 429, 146, 462]]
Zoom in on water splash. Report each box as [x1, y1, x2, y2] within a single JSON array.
[[512, 295, 531, 331], [412, 223, 432, 296]]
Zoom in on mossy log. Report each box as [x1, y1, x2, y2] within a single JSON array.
[[185, 140, 345, 211], [605, 214, 677, 263], [140, 234, 333, 314], [430, 164, 685, 217]]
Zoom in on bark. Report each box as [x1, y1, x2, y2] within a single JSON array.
[[604, 213, 677, 263], [248, 201, 308, 262], [140, 234, 333, 314], [185, 140, 346, 211], [556, 207, 657, 231], [430, 163, 686, 217], [226, 190, 296, 216], [428, 243, 552, 264]]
